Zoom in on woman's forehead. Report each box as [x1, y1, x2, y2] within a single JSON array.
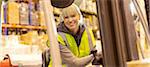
[[64, 11, 78, 16], [62, 6, 79, 17]]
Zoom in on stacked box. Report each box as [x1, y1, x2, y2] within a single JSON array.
[[30, 11, 39, 26], [19, 2, 29, 25], [92, 15, 99, 31], [19, 31, 39, 45], [39, 11, 46, 26], [7, 1, 19, 24]]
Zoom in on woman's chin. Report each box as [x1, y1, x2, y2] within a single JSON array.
[[69, 27, 76, 31]]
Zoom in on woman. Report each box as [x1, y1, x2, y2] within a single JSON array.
[[44, 4, 98, 67]]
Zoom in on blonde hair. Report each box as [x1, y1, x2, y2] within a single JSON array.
[[60, 4, 83, 24]]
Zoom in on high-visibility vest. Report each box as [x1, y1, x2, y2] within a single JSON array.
[[48, 28, 96, 67]]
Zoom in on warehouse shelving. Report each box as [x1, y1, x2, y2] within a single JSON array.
[[2, 24, 46, 29]]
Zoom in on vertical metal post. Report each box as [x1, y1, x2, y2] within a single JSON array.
[[149, 0, 150, 33], [121, 0, 139, 61], [144, 0, 150, 33], [42, 0, 62, 67], [96, 0, 126, 66], [96, 0, 139, 67], [0, 0, 3, 47], [132, 0, 150, 46], [144, 0, 149, 28], [0, 0, 2, 11]]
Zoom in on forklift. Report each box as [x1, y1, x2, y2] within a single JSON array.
[[42, 0, 150, 67], [0, 0, 149, 67]]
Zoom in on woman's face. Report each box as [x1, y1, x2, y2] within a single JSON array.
[[63, 12, 80, 31]]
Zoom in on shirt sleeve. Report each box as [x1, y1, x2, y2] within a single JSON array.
[[59, 44, 94, 67]]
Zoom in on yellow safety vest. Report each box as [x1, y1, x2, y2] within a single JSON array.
[[48, 28, 96, 67]]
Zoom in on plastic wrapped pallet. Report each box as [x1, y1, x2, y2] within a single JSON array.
[[19, 2, 29, 25], [7, 1, 19, 24], [29, 2, 40, 26], [30, 11, 39, 26], [79, 0, 86, 11]]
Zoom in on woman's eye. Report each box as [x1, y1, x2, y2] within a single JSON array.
[[71, 15, 75, 17], [64, 16, 69, 19]]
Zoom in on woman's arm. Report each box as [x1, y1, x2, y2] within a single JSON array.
[[59, 45, 94, 67]]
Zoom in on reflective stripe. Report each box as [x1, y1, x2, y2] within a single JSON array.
[[58, 32, 70, 48], [58, 32, 70, 67], [86, 28, 94, 51]]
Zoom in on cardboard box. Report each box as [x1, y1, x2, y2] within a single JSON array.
[[39, 11, 46, 26], [7, 2, 19, 24]]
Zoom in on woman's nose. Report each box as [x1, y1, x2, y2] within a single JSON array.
[[68, 17, 73, 22]]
